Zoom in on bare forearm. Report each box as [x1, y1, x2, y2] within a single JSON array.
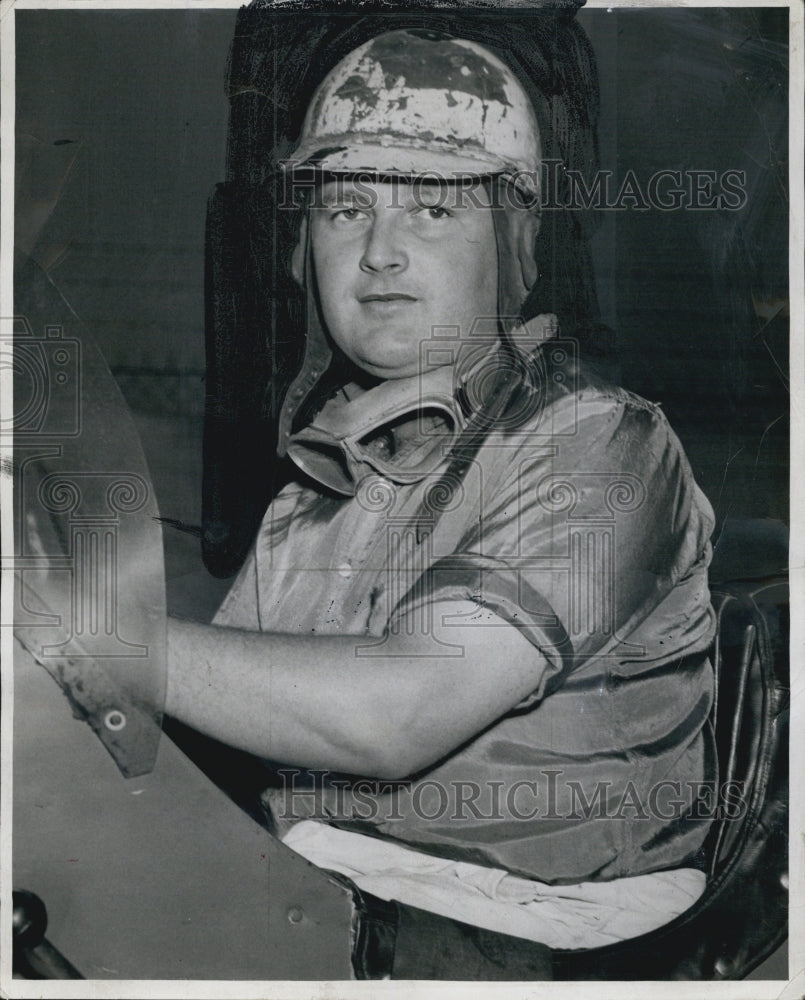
[[166, 617, 397, 775], [165, 604, 545, 779]]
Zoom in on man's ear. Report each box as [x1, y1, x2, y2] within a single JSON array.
[[517, 210, 541, 293], [290, 215, 308, 287]]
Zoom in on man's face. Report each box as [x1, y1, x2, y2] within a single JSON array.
[[309, 179, 498, 380]]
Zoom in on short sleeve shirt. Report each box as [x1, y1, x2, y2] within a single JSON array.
[[215, 350, 717, 884]]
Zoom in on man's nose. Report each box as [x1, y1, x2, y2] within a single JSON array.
[[359, 211, 408, 274]]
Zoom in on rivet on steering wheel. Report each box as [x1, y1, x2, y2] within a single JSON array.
[[103, 710, 127, 732]]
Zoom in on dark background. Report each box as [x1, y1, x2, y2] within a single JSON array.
[[15, 5, 789, 611]]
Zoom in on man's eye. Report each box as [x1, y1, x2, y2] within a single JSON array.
[[416, 205, 452, 221], [332, 207, 364, 220]]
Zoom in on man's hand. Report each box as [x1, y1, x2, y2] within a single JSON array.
[[166, 602, 546, 780]]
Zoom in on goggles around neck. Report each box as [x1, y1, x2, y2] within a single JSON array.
[[287, 365, 463, 496]]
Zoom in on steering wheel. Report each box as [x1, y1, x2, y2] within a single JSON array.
[[11, 274, 167, 778]]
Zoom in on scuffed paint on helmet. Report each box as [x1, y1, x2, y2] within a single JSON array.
[[286, 30, 542, 200]]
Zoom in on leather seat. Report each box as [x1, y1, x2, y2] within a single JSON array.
[[551, 577, 789, 980]]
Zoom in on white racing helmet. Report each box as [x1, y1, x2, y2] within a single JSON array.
[[285, 29, 542, 199]]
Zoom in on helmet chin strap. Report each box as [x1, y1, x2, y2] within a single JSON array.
[[276, 210, 332, 457]]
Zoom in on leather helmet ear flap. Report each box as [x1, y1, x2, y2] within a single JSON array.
[[277, 209, 333, 457], [290, 215, 307, 288], [517, 210, 541, 292], [494, 196, 541, 326]]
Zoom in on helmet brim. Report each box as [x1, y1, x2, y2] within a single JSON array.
[[283, 138, 539, 198]]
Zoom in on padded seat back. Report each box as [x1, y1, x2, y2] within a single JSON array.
[[551, 577, 789, 980]]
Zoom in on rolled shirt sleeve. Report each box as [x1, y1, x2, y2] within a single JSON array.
[[389, 385, 716, 706]]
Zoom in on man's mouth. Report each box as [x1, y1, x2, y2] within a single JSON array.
[[359, 293, 418, 303]]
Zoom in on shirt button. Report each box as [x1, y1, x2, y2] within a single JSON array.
[[337, 562, 353, 579]]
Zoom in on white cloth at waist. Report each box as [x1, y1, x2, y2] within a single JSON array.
[[282, 819, 706, 951]]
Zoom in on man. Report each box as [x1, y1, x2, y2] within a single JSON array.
[[167, 30, 716, 953]]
